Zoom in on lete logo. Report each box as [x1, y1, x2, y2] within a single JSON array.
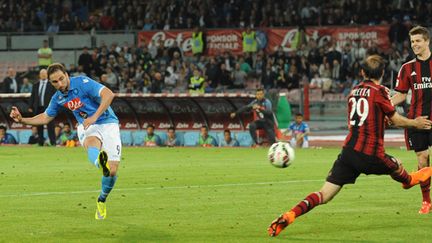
[[64, 97, 84, 111]]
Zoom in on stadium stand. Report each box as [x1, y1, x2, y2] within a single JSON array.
[[0, 0, 428, 147]]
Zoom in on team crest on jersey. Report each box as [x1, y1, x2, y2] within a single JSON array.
[[64, 97, 84, 111]]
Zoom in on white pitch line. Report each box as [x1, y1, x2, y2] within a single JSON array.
[[0, 176, 387, 198]]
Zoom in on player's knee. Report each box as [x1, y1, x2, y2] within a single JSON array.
[[83, 136, 102, 149], [108, 162, 119, 176], [416, 151, 429, 166], [320, 194, 333, 204], [109, 170, 117, 177]]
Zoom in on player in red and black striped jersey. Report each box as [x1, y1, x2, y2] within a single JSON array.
[[392, 26, 432, 214], [268, 55, 432, 237]]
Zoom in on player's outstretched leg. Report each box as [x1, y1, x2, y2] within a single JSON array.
[[268, 192, 323, 237], [402, 167, 432, 189], [95, 159, 118, 220]]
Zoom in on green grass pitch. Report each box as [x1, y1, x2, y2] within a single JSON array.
[[0, 146, 432, 242]]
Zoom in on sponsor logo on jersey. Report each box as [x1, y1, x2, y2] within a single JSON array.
[[414, 77, 432, 89], [79, 111, 88, 119], [64, 97, 84, 111]]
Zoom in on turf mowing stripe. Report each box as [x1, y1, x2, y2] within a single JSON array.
[[0, 176, 388, 198]]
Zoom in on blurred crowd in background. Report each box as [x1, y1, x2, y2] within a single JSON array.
[[0, 0, 429, 32], [0, 0, 426, 95]]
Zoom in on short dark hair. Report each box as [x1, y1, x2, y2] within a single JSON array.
[[0, 125, 6, 131], [361, 55, 385, 80], [409, 26, 430, 40], [168, 126, 175, 131], [295, 113, 303, 117], [147, 124, 155, 129], [256, 88, 264, 93], [47, 63, 67, 78], [223, 129, 231, 134]]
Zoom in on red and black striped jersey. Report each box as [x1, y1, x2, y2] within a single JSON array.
[[395, 57, 432, 119], [344, 80, 396, 158]]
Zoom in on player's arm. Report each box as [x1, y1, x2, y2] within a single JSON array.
[[230, 101, 254, 118], [299, 126, 311, 138], [9, 106, 54, 125], [390, 92, 407, 106], [259, 100, 273, 116], [83, 87, 115, 129], [389, 113, 432, 129]]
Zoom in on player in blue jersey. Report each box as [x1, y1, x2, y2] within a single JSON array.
[[9, 63, 121, 220], [287, 113, 310, 148]]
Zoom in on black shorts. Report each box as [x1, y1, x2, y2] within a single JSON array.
[[405, 129, 432, 152], [326, 147, 400, 186]]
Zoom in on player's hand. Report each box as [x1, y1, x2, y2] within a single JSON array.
[[83, 116, 97, 130], [384, 116, 392, 127], [28, 108, 33, 113], [9, 106, 22, 123], [414, 116, 432, 130], [230, 113, 236, 118], [252, 104, 260, 110]]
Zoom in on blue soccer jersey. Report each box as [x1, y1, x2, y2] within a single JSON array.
[[45, 76, 119, 124], [289, 122, 310, 141]]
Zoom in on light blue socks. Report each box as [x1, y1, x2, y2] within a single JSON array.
[[87, 146, 100, 167], [98, 176, 118, 202]]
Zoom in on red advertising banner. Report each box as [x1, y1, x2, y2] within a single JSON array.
[[266, 25, 391, 52], [138, 25, 390, 56], [138, 29, 243, 56]]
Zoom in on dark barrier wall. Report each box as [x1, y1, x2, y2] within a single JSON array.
[[0, 94, 255, 131]]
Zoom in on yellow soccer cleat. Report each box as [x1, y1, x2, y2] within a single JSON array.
[[98, 151, 110, 177], [95, 201, 107, 220]]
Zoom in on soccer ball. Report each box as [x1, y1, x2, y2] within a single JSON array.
[[268, 142, 295, 168]]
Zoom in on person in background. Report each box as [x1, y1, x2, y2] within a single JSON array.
[[37, 39, 52, 70], [0, 125, 17, 144], [188, 69, 205, 94], [144, 124, 161, 147], [1, 67, 19, 93], [230, 88, 275, 146], [20, 78, 33, 93], [191, 26, 204, 57], [28, 125, 42, 144], [28, 69, 56, 146], [287, 113, 310, 148], [219, 129, 239, 147], [198, 126, 217, 147], [165, 126, 181, 147], [60, 123, 77, 147]]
